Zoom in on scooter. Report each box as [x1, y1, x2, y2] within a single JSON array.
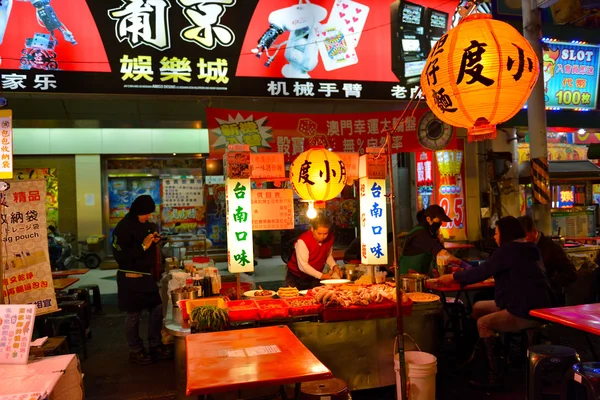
[[51, 231, 103, 269]]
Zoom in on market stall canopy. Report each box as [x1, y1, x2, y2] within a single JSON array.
[[519, 160, 600, 182]]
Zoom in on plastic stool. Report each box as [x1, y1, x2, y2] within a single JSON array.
[[78, 284, 103, 313], [44, 313, 88, 360], [562, 362, 600, 400], [527, 345, 579, 400], [300, 378, 349, 400], [505, 326, 545, 365], [59, 300, 91, 339]]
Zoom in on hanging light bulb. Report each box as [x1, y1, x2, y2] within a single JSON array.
[[306, 202, 317, 219]]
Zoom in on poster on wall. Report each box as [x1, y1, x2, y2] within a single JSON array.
[[542, 41, 600, 110], [435, 141, 467, 241], [1, 180, 58, 316], [107, 178, 161, 241], [205, 184, 227, 247], [251, 189, 294, 231], [294, 198, 357, 229], [208, 107, 456, 162], [416, 151, 434, 211], [161, 177, 205, 234], [517, 143, 589, 164], [0, 0, 456, 100], [13, 168, 59, 229]]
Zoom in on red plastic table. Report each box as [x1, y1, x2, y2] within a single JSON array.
[[52, 269, 90, 278], [185, 325, 332, 398], [530, 304, 600, 336]]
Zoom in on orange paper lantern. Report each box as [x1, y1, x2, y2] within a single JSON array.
[[289, 148, 347, 202], [420, 14, 540, 141]]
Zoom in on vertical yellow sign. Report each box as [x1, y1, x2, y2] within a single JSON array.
[[0, 110, 13, 179]]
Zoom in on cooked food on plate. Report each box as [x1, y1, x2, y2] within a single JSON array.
[[254, 290, 273, 297], [406, 292, 440, 302], [277, 287, 299, 298]]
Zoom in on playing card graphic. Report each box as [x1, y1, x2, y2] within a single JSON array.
[[314, 23, 358, 71], [327, 0, 370, 48]]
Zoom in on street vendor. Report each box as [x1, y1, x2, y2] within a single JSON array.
[[286, 214, 342, 290], [399, 205, 464, 275]]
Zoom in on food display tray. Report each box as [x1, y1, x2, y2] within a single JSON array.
[[255, 299, 290, 319], [226, 300, 259, 322], [283, 296, 322, 316], [321, 298, 413, 323]]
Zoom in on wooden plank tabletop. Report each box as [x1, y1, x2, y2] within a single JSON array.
[[186, 325, 332, 396], [52, 278, 80, 291], [52, 269, 90, 278]]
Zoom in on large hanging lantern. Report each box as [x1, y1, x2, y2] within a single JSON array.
[[420, 14, 540, 142], [289, 148, 347, 212]]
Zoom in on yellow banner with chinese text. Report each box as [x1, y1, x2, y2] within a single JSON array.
[[0, 110, 13, 179]]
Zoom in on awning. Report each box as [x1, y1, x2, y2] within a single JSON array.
[[519, 160, 600, 182]]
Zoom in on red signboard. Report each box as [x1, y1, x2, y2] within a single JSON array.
[[207, 107, 456, 162]]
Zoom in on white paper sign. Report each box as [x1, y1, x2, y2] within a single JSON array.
[[0, 305, 36, 364]]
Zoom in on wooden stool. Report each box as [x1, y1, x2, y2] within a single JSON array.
[[300, 378, 349, 400]]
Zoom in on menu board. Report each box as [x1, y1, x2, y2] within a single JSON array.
[[1, 180, 57, 315], [162, 178, 203, 208], [0, 305, 36, 365], [251, 189, 294, 231], [552, 207, 596, 237]]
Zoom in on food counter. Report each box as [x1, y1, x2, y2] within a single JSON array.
[[165, 284, 443, 400]]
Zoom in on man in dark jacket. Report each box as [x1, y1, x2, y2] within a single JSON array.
[[518, 215, 577, 305], [113, 195, 171, 364]]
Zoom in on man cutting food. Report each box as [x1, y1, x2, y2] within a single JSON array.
[[286, 214, 342, 290]]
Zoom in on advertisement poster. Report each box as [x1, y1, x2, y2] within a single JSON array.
[[294, 198, 357, 229], [251, 189, 294, 231], [435, 140, 467, 241], [13, 168, 59, 228], [208, 107, 456, 162], [0, 305, 36, 364], [107, 177, 161, 241], [205, 184, 227, 247], [517, 143, 589, 164], [542, 41, 600, 110], [0, 0, 456, 100], [593, 184, 600, 205], [1, 180, 58, 316], [161, 177, 206, 234], [0, 110, 12, 180], [416, 151, 433, 211]]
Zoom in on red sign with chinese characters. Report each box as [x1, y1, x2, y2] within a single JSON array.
[[435, 140, 467, 241], [207, 107, 456, 162]]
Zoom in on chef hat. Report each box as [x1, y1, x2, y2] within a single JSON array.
[[130, 195, 156, 216]]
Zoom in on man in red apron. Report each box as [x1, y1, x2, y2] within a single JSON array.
[[286, 215, 342, 290]]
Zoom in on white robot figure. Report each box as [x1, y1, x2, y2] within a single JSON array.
[[252, 0, 326, 79], [0, 0, 13, 44]]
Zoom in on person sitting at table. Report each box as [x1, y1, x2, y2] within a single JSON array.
[[518, 215, 577, 306], [286, 214, 342, 290], [434, 216, 554, 390], [399, 205, 464, 275]]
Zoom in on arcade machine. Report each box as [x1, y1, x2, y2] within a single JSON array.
[[391, 1, 428, 86], [425, 8, 449, 54]]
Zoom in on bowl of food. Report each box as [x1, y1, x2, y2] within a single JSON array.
[[171, 285, 201, 304], [244, 289, 276, 299], [319, 279, 351, 286]]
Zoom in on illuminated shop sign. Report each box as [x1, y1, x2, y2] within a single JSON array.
[[0, 0, 456, 100]]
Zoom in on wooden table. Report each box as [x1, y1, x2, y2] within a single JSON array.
[[185, 325, 332, 398], [52, 269, 89, 278], [530, 304, 600, 337], [52, 277, 80, 291]]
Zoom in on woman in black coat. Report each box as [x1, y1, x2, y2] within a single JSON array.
[[433, 216, 553, 389]]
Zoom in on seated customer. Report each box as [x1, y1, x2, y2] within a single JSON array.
[[434, 216, 553, 389], [518, 215, 576, 305]]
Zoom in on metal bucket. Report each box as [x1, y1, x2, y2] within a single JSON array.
[[170, 289, 200, 305], [399, 274, 428, 293]]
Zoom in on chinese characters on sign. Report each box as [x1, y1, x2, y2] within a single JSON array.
[[416, 151, 434, 211], [0, 110, 13, 179], [359, 154, 387, 265], [250, 153, 285, 179], [0, 305, 36, 364], [542, 41, 600, 110], [226, 178, 253, 273], [335, 152, 359, 181], [251, 189, 294, 231], [435, 145, 467, 241], [1, 180, 57, 315], [162, 178, 203, 208]]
